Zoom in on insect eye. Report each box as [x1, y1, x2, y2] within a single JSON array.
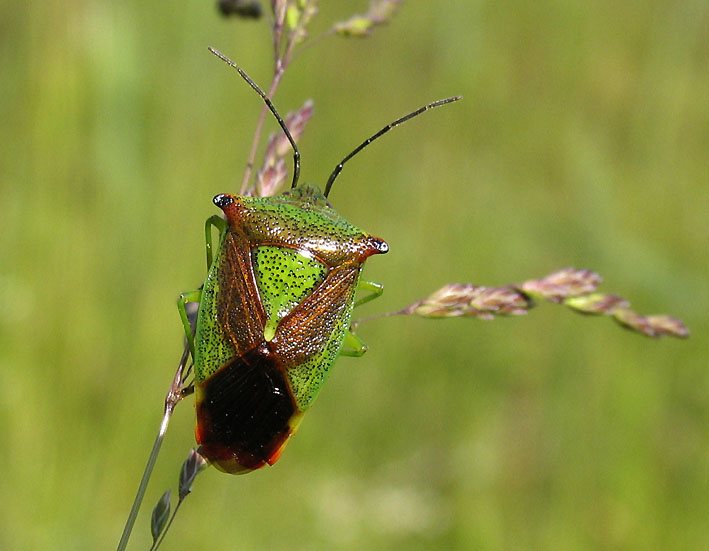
[[213, 194, 235, 208], [370, 238, 389, 254]]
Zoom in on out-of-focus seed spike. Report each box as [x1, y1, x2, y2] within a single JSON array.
[[179, 449, 209, 500], [218, 0, 263, 19], [410, 284, 532, 318], [469, 286, 531, 315], [256, 100, 314, 197], [150, 489, 171, 544], [523, 268, 602, 302], [645, 315, 690, 338], [565, 293, 630, 315], [333, 0, 402, 37], [384, 269, 686, 340], [613, 308, 657, 337]]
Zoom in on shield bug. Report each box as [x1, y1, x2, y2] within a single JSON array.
[[177, 48, 460, 474]]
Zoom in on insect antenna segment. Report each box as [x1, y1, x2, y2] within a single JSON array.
[[323, 96, 463, 198], [208, 47, 301, 189]]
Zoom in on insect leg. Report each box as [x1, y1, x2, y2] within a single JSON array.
[[353, 279, 384, 308], [339, 330, 368, 357], [205, 215, 227, 271], [178, 289, 202, 359]]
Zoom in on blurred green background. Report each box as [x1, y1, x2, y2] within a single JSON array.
[[1, 1, 707, 549]]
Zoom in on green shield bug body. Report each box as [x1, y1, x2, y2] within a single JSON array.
[[178, 48, 460, 474]]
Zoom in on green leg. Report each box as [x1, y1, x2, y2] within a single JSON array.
[[178, 289, 202, 359], [187, 226, 382, 362], [204, 215, 227, 271], [177, 214, 227, 360], [341, 279, 385, 356], [340, 330, 368, 357], [178, 215, 226, 360], [354, 279, 384, 307]]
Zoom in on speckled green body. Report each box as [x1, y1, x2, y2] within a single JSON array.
[[192, 183, 387, 473]]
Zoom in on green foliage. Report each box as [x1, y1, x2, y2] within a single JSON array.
[[1, 1, 706, 550]]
